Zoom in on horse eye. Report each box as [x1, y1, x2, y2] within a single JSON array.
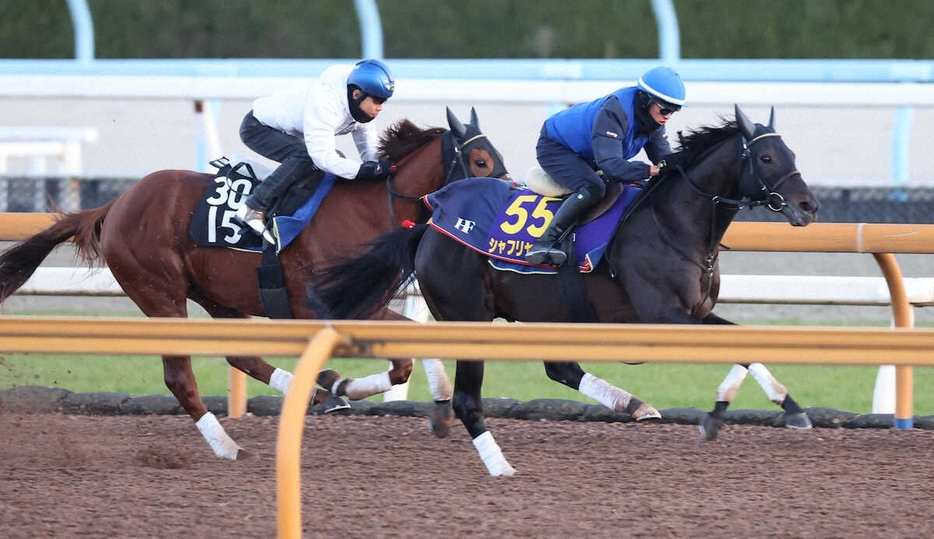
[[760, 155, 772, 164], [474, 159, 488, 168]]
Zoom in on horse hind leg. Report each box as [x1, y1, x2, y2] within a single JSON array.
[[545, 362, 660, 421]]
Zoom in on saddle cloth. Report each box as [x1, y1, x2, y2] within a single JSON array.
[[425, 177, 640, 274], [190, 158, 335, 253]]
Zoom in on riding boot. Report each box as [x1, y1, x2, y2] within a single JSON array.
[[235, 204, 275, 244], [525, 188, 597, 266], [234, 155, 313, 244]]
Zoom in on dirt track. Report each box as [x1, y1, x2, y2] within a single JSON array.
[[2, 411, 933, 538]]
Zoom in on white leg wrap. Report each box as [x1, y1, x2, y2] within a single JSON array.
[[578, 373, 632, 413], [748, 362, 788, 404], [717, 364, 749, 402], [269, 368, 293, 395], [423, 358, 453, 401], [472, 431, 516, 477], [337, 371, 392, 401], [195, 412, 242, 460]]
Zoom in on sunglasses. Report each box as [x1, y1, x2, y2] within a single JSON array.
[[656, 102, 681, 116]]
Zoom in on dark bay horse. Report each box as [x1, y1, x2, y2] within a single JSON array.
[[309, 106, 820, 476], [0, 108, 509, 460]]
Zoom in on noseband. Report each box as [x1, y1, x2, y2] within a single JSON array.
[[737, 132, 800, 212]]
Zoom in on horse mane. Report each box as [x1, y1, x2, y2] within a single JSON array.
[[633, 118, 743, 207], [661, 118, 741, 173], [378, 120, 447, 162]]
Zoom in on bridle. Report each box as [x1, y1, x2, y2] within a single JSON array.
[[384, 128, 503, 226], [653, 128, 802, 307]]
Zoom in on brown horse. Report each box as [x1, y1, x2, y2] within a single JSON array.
[[0, 108, 509, 460]]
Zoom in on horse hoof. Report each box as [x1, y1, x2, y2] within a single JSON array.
[[235, 448, 253, 460], [785, 411, 813, 430], [428, 400, 455, 438], [316, 369, 341, 390], [631, 403, 661, 422], [323, 395, 351, 414], [698, 413, 724, 441]]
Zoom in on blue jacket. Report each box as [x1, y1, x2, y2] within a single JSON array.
[[543, 86, 671, 182]]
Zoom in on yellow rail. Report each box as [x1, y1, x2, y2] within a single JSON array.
[[6, 315, 934, 539], [4, 316, 934, 366]]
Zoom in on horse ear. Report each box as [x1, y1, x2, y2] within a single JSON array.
[[470, 107, 480, 129], [735, 104, 756, 140], [446, 107, 467, 139], [768, 106, 776, 130]]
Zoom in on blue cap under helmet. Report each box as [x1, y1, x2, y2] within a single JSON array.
[[348, 59, 395, 100], [637, 66, 686, 107]]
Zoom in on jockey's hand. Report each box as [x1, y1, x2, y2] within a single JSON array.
[[357, 160, 394, 182]]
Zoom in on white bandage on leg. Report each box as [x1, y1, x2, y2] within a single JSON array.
[[269, 368, 293, 395], [577, 373, 633, 413], [717, 364, 749, 402], [336, 371, 392, 400], [195, 412, 242, 460], [422, 358, 453, 401], [748, 362, 788, 404], [472, 431, 516, 477]]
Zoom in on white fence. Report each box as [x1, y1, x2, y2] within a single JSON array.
[[19, 266, 934, 308]]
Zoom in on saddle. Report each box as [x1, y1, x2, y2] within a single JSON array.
[[521, 167, 627, 226]]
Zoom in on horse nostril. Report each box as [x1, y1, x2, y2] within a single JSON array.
[[801, 198, 820, 215]]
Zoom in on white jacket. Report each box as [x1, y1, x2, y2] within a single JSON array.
[[251, 64, 380, 179]]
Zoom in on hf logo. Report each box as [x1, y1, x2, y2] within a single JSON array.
[[454, 217, 476, 234]]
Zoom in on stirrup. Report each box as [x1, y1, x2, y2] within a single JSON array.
[[234, 205, 276, 244], [525, 244, 567, 266]]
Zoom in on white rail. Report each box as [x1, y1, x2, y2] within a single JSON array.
[[18, 267, 934, 308]]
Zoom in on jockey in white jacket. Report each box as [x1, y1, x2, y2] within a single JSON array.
[[235, 59, 396, 243]]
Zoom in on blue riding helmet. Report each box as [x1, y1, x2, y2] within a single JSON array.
[[347, 59, 395, 100], [637, 66, 686, 108]]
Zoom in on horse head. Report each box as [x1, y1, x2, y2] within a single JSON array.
[[444, 107, 510, 183], [734, 104, 819, 226]]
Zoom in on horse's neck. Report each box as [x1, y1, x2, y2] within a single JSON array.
[[657, 143, 741, 249], [399, 138, 446, 195]]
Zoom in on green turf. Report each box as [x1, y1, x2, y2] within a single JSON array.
[[2, 353, 932, 415], [1, 313, 931, 415]]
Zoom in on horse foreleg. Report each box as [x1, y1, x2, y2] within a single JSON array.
[[699, 313, 812, 440], [545, 362, 660, 421], [454, 360, 515, 477], [746, 363, 812, 430], [163, 355, 246, 460]]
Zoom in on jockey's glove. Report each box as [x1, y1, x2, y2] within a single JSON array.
[[357, 159, 396, 181]]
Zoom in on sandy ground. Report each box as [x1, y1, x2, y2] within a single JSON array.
[[2, 412, 933, 538]]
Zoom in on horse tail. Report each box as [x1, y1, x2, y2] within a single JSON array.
[[0, 201, 114, 304], [307, 224, 429, 320]]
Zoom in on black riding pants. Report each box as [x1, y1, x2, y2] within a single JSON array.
[[535, 126, 605, 202], [239, 111, 319, 211]]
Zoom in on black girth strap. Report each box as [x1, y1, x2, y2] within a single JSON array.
[[556, 234, 597, 323], [257, 243, 294, 319]]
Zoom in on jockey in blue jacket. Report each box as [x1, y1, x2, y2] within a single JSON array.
[[235, 59, 395, 243], [525, 66, 686, 266]]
